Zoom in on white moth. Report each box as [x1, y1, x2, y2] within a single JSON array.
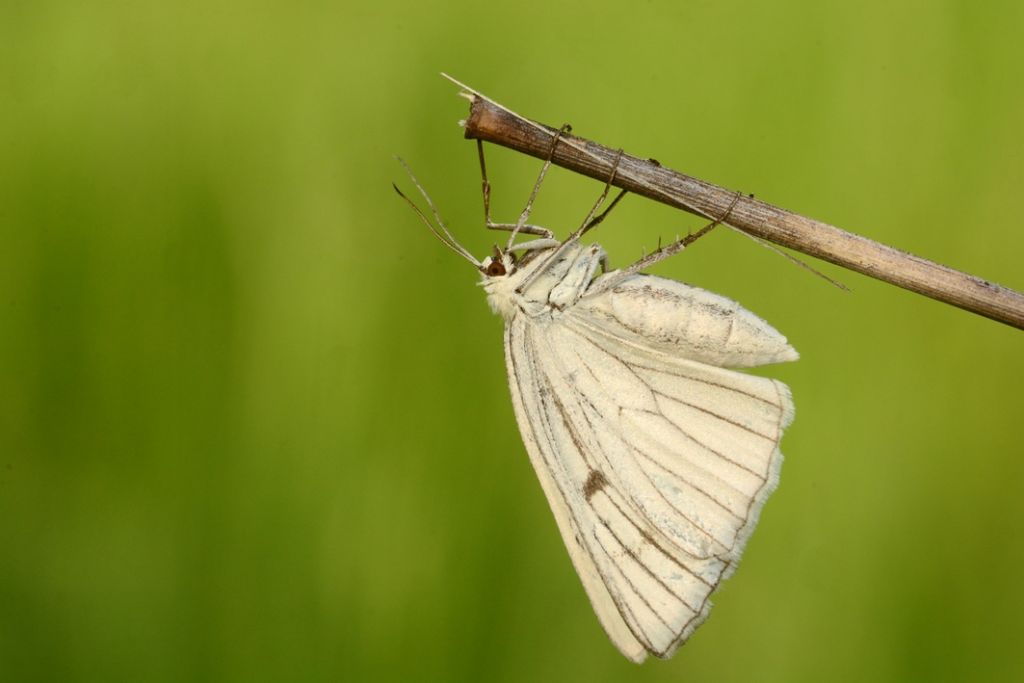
[[396, 142, 797, 663]]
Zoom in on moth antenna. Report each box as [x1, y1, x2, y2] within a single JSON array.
[[394, 157, 481, 267]]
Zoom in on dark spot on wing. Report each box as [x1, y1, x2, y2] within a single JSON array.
[[583, 470, 608, 501]]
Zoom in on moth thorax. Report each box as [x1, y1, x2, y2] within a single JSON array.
[[482, 274, 520, 320]]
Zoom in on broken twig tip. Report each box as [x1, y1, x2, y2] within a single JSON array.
[[441, 73, 474, 93]]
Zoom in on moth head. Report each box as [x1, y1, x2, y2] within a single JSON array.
[[479, 246, 515, 278]]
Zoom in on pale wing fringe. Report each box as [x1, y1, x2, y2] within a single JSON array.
[[503, 309, 794, 659]]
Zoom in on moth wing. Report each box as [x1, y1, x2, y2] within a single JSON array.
[[505, 317, 648, 663], [579, 273, 799, 368], [504, 300, 794, 659], [558, 309, 794, 564]]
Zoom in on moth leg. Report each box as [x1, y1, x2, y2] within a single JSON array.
[[626, 191, 740, 271], [476, 140, 556, 238], [511, 238, 561, 254], [504, 124, 573, 250], [485, 221, 555, 238], [585, 191, 743, 297], [516, 150, 627, 293], [579, 189, 627, 238], [577, 148, 628, 239]]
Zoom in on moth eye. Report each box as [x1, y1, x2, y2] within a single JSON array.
[[485, 261, 507, 277]]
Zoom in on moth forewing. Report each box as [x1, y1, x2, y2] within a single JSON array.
[[504, 317, 649, 664]]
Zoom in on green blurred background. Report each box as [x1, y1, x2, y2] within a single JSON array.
[[2, 1, 1023, 681]]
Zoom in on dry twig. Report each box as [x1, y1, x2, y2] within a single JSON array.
[[444, 75, 1024, 330]]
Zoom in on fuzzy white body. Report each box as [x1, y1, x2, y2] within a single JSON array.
[[482, 241, 796, 662]]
